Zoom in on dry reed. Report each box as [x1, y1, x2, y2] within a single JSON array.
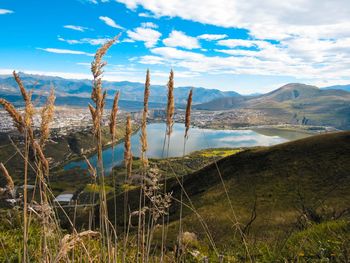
[[140, 69, 150, 168], [0, 162, 15, 196], [124, 115, 132, 177], [13, 71, 34, 129], [90, 36, 118, 160], [0, 98, 25, 133], [166, 70, 175, 136], [90, 36, 118, 262], [184, 88, 193, 139], [40, 88, 56, 147], [109, 91, 120, 142], [54, 230, 99, 262], [84, 156, 97, 180]]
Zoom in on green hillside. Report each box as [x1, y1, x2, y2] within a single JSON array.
[[108, 131, 350, 260]]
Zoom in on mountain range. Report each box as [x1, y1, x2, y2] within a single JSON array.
[[0, 73, 240, 105], [195, 83, 350, 129], [1, 73, 350, 128]]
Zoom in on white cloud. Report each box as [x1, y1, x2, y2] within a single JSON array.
[[197, 34, 227, 41], [121, 38, 135, 43], [58, 37, 112, 45], [37, 48, 94, 56], [115, 0, 350, 40], [0, 9, 13, 15], [151, 47, 204, 60], [138, 12, 158, 18], [127, 27, 161, 47], [63, 25, 89, 32], [140, 22, 158, 28], [163, 30, 200, 49], [99, 16, 124, 29], [138, 55, 165, 65]]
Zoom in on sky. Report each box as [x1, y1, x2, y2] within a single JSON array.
[[1, 0, 350, 94]]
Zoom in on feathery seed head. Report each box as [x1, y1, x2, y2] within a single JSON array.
[[40, 88, 55, 146], [124, 115, 132, 177], [0, 162, 15, 197], [140, 69, 150, 167], [166, 69, 175, 136], [185, 88, 193, 139], [0, 98, 25, 133], [109, 91, 120, 140]]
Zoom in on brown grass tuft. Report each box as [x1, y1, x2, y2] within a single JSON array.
[[54, 230, 99, 262], [84, 156, 97, 180], [140, 69, 150, 167], [33, 141, 49, 176], [184, 88, 193, 139], [90, 36, 118, 161], [109, 91, 120, 141], [40, 88, 56, 146], [124, 115, 132, 177], [13, 71, 34, 128], [0, 98, 25, 133], [0, 162, 15, 195], [166, 70, 175, 136]]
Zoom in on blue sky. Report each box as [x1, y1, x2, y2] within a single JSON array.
[[1, 0, 350, 94]]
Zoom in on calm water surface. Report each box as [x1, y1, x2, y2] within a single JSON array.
[[64, 123, 307, 173]]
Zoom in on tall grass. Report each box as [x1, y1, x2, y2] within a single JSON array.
[[89, 36, 118, 262]]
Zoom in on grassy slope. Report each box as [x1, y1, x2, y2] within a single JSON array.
[[109, 131, 350, 254]]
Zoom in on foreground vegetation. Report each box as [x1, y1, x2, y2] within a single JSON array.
[[0, 37, 349, 262]]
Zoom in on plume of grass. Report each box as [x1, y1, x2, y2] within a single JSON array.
[[0, 162, 15, 198], [124, 115, 132, 178], [122, 115, 133, 262], [32, 141, 49, 176], [40, 88, 56, 147], [166, 69, 175, 137], [137, 69, 151, 261], [13, 71, 34, 130], [2, 72, 55, 261], [140, 69, 150, 168], [184, 88, 193, 140], [161, 69, 175, 261], [178, 88, 193, 258], [54, 230, 99, 262], [84, 156, 97, 180], [109, 91, 120, 143], [90, 36, 118, 261], [0, 98, 25, 133]]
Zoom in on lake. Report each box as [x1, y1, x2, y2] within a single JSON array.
[[64, 122, 309, 173]]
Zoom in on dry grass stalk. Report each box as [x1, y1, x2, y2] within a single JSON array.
[[0, 162, 15, 195], [124, 115, 132, 177], [109, 91, 120, 142], [0, 98, 25, 133], [33, 141, 49, 176], [140, 69, 150, 167], [90, 36, 118, 161], [84, 156, 97, 180], [90, 37, 118, 260], [40, 88, 56, 146], [13, 71, 34, 129], [54, 230, 99, 262], [166, 70, 175, 136], [184, 89, 193, 139]]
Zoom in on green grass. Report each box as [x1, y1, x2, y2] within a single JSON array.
[[106, 131, 350, 260]]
